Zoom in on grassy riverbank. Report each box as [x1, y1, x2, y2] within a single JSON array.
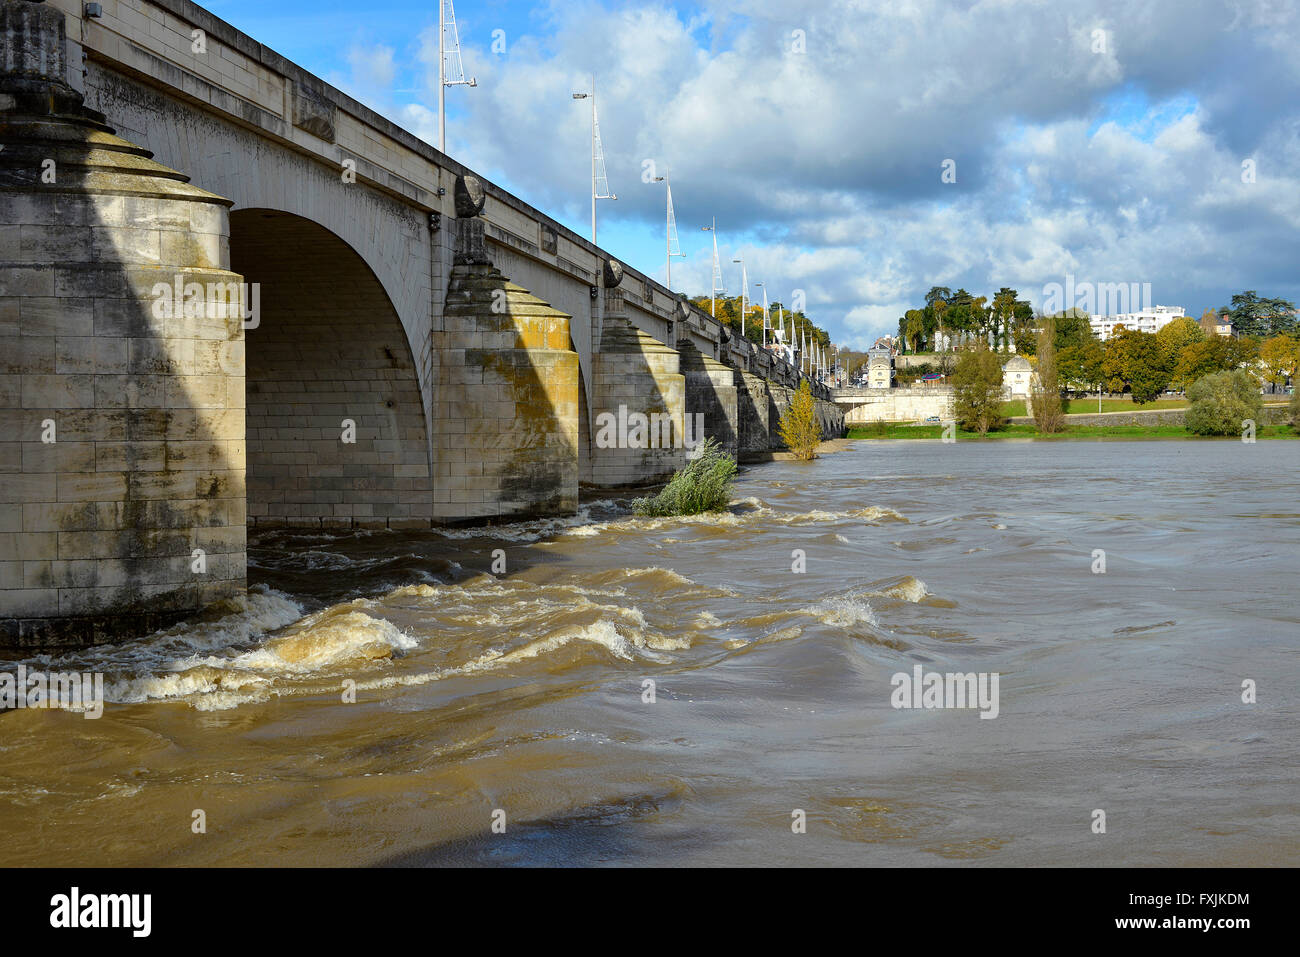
[[1000, 398, 1190, 417], [848, 422, 1300, 440]]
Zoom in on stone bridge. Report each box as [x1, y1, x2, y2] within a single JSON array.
[[0, 0, 844, 645], [832, 386, 953, 425]]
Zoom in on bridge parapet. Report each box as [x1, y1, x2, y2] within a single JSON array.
[[49, 0, 783, 375]]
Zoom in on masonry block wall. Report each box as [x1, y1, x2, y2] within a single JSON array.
[[230, 210, 432, 529], [839, 387, 954, 425], [677, 339, 739, 459], [1, 0, 245, 645], [588, 289, 686, 487], [815, 398, 847, 438], [768, 384, 793, 448], [736, 371, 773, 455], [437, 242, 579, 520]]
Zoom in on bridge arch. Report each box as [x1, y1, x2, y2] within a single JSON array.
[[230, 209, 433, 527]]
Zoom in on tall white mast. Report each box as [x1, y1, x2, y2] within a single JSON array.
[[663, 168, 683, 289], [573, 75, 615, 244], [701, 219, 726, 316], [733, 258, 747, 336], [437, 0, 476, 154]]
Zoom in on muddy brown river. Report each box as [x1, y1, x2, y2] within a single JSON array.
[[1, 440, 1296, 866]]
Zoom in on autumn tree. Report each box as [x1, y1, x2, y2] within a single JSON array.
[[1258, 335, 1300, 389], [777, 380, 822, 460], [1155, 317, 1206, 390]]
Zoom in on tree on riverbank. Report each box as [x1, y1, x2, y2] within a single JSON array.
[[952, 344, 1005, 436], [1185, 370, 1264, 436], [1259, 336, 1300, 389], [1032, 317, 1065, 433], [1156, 317, 1205, 391], [777, 380, 822, 460], [632, 438, 737, 516], [1224, 291, 1298, 338], [1103, 328, 1170, 403]]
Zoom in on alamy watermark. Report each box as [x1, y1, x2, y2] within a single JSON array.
[[890, 664, 1000, 719], [49, 887, 150, 936], [594, 405, 705, 449], [0, 666, 104, 719], [1041, 274, 1152, 316], [150, 276, 261, 329]]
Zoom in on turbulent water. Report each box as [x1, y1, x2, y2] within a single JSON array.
[[2, 440, 1296, 866]]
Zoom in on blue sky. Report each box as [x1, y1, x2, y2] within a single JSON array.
[[204, 0, 1300, 348]]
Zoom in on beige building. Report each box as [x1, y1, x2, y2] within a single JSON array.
[[1003, 355, 1034, 397], [866, 347, 894, 389]]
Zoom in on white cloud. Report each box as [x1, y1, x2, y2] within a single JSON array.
[[348, 0, 1300, 344]]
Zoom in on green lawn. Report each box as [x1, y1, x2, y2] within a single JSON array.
[[1000, 398, 1189, 417], [847, 422, 1299, 440]]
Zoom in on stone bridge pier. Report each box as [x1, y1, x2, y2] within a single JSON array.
[[1, 0, 246, 645]]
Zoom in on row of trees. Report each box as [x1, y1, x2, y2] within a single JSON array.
[[1053, 316, 1299, 402], [952, 339, 1288, 437], [896, 286, 1036, 353], [895, 287, 1298, 358], [687, 294, 831, 355]]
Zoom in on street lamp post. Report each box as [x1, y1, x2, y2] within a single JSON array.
[[701, 218, 723, 317], [572, 76, 615, 244], [650, 169, 684, 290], [732, 256, 746, 339]]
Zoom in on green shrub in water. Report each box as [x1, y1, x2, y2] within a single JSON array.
[[1185, 369, 1263, 436], [632, 437, 738, 517]]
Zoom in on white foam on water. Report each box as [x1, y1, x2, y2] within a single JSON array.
[[806, 596, 879, 628], [877, 577, 931, 603], [429, 502, 626, 543], [556, 498, 909, 538], [56, 562, 714, 712], [237, 610, 418, 672], [94, 593, 419, 711], [15, 586, 305, 679], [414, 494, 911, 545], [849, 506, 910, 523]]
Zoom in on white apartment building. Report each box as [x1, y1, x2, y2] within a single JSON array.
[[1089, 305, 1185, 341]]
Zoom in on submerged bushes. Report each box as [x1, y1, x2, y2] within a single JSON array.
[[631, 437, 738, 517], [1185, 369, 1263, 436]]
